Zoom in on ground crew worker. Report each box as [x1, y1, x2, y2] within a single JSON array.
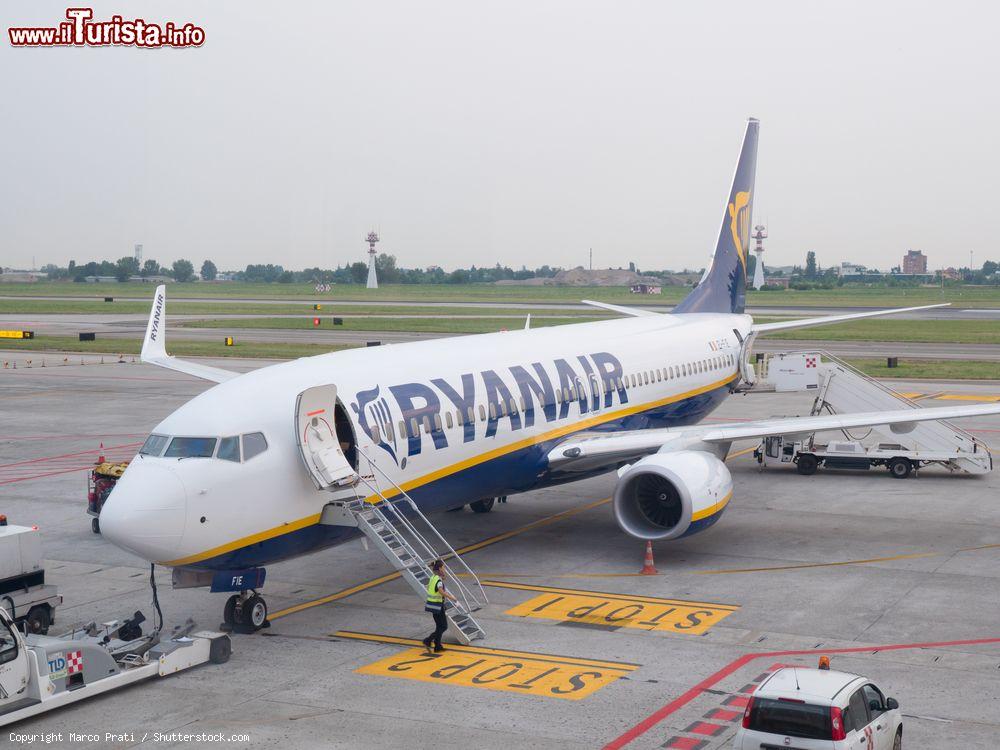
[[422, 559, 456, 652]]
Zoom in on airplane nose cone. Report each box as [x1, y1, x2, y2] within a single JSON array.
[[100, 463, 188, 563]]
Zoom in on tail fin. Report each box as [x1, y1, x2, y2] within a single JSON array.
[[673, 118, 758, 315]]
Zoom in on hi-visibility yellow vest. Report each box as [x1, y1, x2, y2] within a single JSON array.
[[426, 574, 443, 604]]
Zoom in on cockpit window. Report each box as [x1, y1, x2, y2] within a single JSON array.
[[217, 436, 241, 463], [164, 437, 217, 459], [139, 434, 169, 457], [242, 432, 268, 461]]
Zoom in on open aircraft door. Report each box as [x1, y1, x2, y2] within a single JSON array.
[[295, 385, 358, 490], [735, 329, 758, 387]]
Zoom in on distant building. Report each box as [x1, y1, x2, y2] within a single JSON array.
[[630, 283, 662, 295], [762, 276, 791, 288], [902, 250, 927, 274], [836, 262, 867, 277], [940, 267, 961, 281]]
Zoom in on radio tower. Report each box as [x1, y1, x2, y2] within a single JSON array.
[[751, 224, 767, 290], [365, 231, 379, 289]]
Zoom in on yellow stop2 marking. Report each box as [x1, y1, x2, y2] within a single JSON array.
[[339, 630, 638, 700], [490, 581, 739, 635]]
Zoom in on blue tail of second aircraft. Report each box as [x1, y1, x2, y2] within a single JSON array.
[[673, 118, 759, 315]]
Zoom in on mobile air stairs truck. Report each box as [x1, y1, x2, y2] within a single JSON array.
[[741, 351, 992, 478]]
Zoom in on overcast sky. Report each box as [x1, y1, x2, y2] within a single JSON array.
[[2, 1, 997, 273]]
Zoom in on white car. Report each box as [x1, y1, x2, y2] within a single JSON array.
[[733, 664, 902, 750]]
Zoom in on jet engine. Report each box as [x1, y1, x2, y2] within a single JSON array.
[[612, 450, 733, 540]]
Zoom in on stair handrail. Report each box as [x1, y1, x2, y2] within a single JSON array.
[[355, 452, 488, 610], [359, 458, 488, 609]]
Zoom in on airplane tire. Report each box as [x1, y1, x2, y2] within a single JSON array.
[[470, 498, 495, 514], [223, 595, 239, 626], [242, 594, 269, 630], [888, 457, 912, 479], [796, 454, 818, 475]]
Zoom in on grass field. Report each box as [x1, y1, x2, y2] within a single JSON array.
[[0, 336, 356, 360], [180, 316, 604, 334], [762, 318, 1000, 345], [0, 298, 609, 317], [3, 281, 1000, 308], [844, 359, 1000, 380]]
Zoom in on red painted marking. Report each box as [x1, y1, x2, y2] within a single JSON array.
[[663, 738, 706, 750], [601, 636, 1000, 750], [684, 722, 724, 737], [705, 708, 741, 722], [722, 695, 749, 709], [0, 433, 145, 442], [0, 442, 141, 470], [737, 682, 757, 694], [306, 409, 326, 417]]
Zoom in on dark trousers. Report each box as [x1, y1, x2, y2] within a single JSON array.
[[427, 609, 447, 648]]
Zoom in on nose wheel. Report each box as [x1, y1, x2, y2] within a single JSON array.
[[223, 591, 270, 633]]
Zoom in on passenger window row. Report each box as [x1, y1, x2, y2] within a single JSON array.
[[366, 352, 738, 445], [623, 352, 735, 390], [140, 432, 268, 462]]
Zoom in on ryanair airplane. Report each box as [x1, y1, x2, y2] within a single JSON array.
[[100, 119, 1000, 630]]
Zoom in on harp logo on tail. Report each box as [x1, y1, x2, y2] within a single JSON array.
[[728, 190, 751, 273]]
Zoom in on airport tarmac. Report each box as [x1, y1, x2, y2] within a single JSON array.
[[2, 361, 999, 749]]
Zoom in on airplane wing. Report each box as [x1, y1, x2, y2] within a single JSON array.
[[751, 303, 950, 333], [581, 300, 658, 317], [547, 402, 1000, 472], [140, 285, 239, 384]]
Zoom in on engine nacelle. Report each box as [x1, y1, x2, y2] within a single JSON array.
[[613, 450, 733, 540]]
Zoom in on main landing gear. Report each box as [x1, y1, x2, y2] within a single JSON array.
[[222, 591, 270, 634], [447, 496, 508, 514]]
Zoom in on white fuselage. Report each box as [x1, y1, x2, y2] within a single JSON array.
[[100, 313, 751, 572]]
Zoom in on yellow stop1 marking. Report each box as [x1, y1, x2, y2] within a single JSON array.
[[341, 631, 638, 701], [491, 581, 739, 635]]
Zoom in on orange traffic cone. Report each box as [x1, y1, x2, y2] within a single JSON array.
[[97, 442, 106, 465], [640, 540, 658, 575]]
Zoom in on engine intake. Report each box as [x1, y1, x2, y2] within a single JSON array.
[[613, 450, 733, 540]]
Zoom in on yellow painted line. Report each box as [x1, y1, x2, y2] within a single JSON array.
[[269, 496, 613, 620], [957, 542, 1000, 552], [897, 392, 924, 399], [494, 581, 738, 635], [165, 372, 739, 567], [340, 630, 637, 700], [483, 580, 739, 610], [694, 551, 940, 575], [934, 394, 1000, 403], [911, 391, 944, 402]]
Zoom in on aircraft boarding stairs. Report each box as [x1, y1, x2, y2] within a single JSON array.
[[295, 385, 488, 644], [739, 350, 992, 474]]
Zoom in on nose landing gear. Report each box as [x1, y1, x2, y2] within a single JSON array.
[[222, 591, 270, 634]]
